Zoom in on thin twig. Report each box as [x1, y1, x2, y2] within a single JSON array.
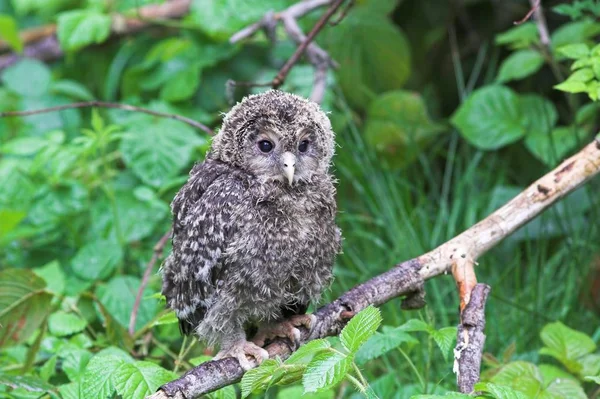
[[129, 230, 172, 336], [529, 0, 550, 46], [514, 0, 540, 25], [149, 140, 600, 399], [227, 0, 343, 103], [329, 0, 354, 26], [0, 101, 213, 135]]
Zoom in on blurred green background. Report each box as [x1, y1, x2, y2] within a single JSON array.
[[0, 0, 599, 398]]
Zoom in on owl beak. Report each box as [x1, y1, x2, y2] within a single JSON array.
[[281, 152, 296, 186]]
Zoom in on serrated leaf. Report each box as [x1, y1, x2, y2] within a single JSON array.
[[544, 377, 587, 398], [355, 328, 418, 364], [241, 359, 279, 398], [0, 372, 55, 392], [431, 327, 457, 360], [0, 14, 23, 52], [119, 119, 205, 187], [48, 311, 87, 337], [303, 351, 353, 392], [58, 382, 80, 399], [340, 305, 382, 353], [160, 62, 202, 102], [399, 319, 434, 333], [0, 269, 53, 347], [539, 321, 596, 374], [59, 348, 92, 382], [491, 361, 544, 398], [71, 239, 123, 281], [57, 10, 111, 52], [1, 58, 51, 97], [285, 339, 332, 364], [113, 361, 177, 399], [96, 276, 160, 332], [496, 50, 544, 82], [474, 382, 529, 399], [451, 85, 526, 150], [557, 43, 590, 59], [81, 349, 133, 399]]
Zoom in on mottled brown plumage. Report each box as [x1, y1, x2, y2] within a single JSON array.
[[160, 90, 341, 368]]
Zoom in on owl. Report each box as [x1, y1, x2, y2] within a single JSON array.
[[160, 90, 342, 369]]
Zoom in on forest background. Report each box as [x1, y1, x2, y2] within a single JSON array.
[[0, 0, 600, 398]]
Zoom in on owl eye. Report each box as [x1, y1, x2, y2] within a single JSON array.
[[298, 140, 309, 153], [258, 140, 274, 153]]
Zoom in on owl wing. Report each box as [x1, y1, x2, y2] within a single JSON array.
[[160, 159, 243, 335]]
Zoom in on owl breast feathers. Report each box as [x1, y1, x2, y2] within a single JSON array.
[[160, 90, 342, 352]]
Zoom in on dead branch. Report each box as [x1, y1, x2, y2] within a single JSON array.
[[148, 139, 600, 398], [0, 0, 191, 71], [228, 0, 343, 104], [514, 0, 540, 25], [0, 101, 213, 135], [129, 230, 172, 336], [454, 283, 490, 393]]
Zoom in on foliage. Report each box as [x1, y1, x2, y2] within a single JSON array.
[[0, 0, 600, 398]]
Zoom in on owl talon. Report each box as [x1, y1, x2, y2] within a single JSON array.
[[252, 314, 316, 349], [214, 340, 269, 371]]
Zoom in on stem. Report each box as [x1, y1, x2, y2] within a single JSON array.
[[397, 347, 425, 390]]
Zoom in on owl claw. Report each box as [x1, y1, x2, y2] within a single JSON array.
[[252, 314, 316, 349], [214, 340, 269, 371]]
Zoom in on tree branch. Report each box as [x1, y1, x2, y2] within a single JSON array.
[[129, 230, 172, 336], [228, 0, 344, 104], [454, 283, 490, 393], [148, 139, 600, 398], [0, 101, 213, 135], [0, 0, 192, 71]]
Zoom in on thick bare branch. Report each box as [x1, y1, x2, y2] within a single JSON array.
[[454, 283, 490, 393], [148, 139, 600, 398]]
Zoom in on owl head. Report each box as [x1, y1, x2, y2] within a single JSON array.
[[209, 90, 335, 186]]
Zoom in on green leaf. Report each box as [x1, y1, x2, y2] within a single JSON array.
[[81, 348, 133, 399], [48, 311, 87, 337], [152, 311, 179, 327], [554, 80, 588, 93], [355, 327, 418, 364], [96, 276, 160, 332], [50, 80, 95, 101], [491, 361, 545, 398], [0, 269, 53, 347], [430, 327, 457, 361], [277, 385, 336, 399], [0, 209, 26, 239], [521, 94, 558, 138], [58, 382, 80, 399], [544, 378, 587, 399], [474, 382, 529, 399], [557, 43, 590, 59], [451, 85, 526, 150], [39, 355, 58, 381], [496, 50, 545, 82], [0, 372, 55, 392], [340, 305, 382, 353], [551, 20, 600, 49], [495, 23, 539, 49], [285, 339, 332, 364], [1, 59, 51, 97], [208, 385, 237, 399], [57, 10, 111, 52], [190, 0, 295, 40], [539, 321, 596, 374], [525, 126, 585, 166], [585, 375, 600, 384], [241, 358, 279, 398], [399, 319, 434, 333], [160, 62, 202, 102], [364, 90, 446, 166], [71, 239, 123, 281], [303, 351, 353, 393], [120, 119, 205, 187], [113, 361, 177, 399], [59, 348, 92, 382], [0, 14, 23, 52], [34, 261, 65, 296], [325, 8, 411, 108]]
